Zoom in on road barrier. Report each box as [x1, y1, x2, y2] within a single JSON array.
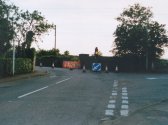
[[63, 61, 80, 69]]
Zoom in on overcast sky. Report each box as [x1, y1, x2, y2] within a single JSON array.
[[10, 0, 168, 58]]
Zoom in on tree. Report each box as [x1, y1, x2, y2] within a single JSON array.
[[16, 10, 54, 50], [64, 51, 70, 56], [113, 3, 168, 70], [0, 0, 16, 57]]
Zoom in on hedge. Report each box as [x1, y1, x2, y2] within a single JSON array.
[[0, 58, 33, 77], [36, 55, 79, 67]]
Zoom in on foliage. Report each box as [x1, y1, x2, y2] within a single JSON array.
[[36, 49, 79, 67], [0, 0, 16, 57], [113, 3, 168, 59], [36, 49, 60, 57], [17, 10, 54, 49], [0, 0, 54, 58], [0, 58, 33, 76], [154, 59, 168, 71], [64, 51, 70, 56]]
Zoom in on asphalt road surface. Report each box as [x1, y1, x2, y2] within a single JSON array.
[[0, 67, 168, 125]]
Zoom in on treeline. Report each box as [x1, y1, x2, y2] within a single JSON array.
[[36, 49, 79, 67], [0, 0, 53, 76]]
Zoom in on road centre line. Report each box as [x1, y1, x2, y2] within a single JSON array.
[[18, 77, 72, 99], [18, 86, 48, 99], [55, 78, 72, 85]]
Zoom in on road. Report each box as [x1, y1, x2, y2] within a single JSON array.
[[0, 67, 168, 125]]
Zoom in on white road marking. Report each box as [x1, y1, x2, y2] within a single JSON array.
[[146, 77, 158, 80], [122, 100, 128, 104], [122, 87, 127, 90], [50, 75, 56, 78], [55, 78, 72, 85], [113, 84, 118, 87], [108, 104, 115, 109], [120, 110, 129, 116], [18, 86, 48, 99], [122, 93, 128, 96], [122, 90, 127, 93], [114, 80, 118, 84], [105, 110, 114, 116], [112, 92, 117, 96], [109, 100, 116, 104], [18, 78, 72, 99], [112, 90, 117, 93], [121, 105, 129, 109], [122, 96, 128, 99]]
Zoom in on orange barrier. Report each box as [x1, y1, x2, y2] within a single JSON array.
[[63, 61, 81, 69]]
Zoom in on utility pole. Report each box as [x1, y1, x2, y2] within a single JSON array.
[[54, 25, 56, 49], [12, 21, 15, 76]]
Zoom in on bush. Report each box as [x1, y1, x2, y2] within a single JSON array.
[[154, 59, 168, 72], [0, 58, 33, 77], [36, 55, 79, 67]]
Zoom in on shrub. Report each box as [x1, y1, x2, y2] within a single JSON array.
[[0, 58, 33, 77]]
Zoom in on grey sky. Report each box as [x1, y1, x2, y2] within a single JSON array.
[[10, 0, 168, 57]]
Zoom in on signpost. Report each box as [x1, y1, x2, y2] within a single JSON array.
[[92, 63, 101, 72]]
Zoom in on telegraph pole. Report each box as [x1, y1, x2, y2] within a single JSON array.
[[12, 21, 15, 76], [54, 25, 56, 49]]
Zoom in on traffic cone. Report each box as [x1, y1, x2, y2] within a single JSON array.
[[52, 63, 55, 68], [40, 62, 42, 67], [115, 65, 118, 72], [82, 65, 86, 72], [105, 66, 108, 73]]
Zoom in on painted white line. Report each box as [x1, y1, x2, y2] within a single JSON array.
[[55, 78, 71, 85], [50, 75, 56, 78], [122, 100, 129, 104], [120, 110, 129, 116], [122, 87, 127, 90], [105, 110, 114, 116], [18, 78, 72, 99], [122, 96, 128, 99], [146, 77, 158, 80], [109, 100, 116, 104], [112, 92, 117, 96], [122, 90, 127, 93], [112, 90, 117, 93], [18, 86, 48, 99], [108, 104, 115, 109], [114, 80, 118, 84], [113, 84, 118, 87], [121, 105, 129, 109], [122, 93, 128, 96]]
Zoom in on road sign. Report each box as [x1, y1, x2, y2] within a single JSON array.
[[92, 63, 101, 72]]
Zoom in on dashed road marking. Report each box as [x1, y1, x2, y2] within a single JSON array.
[[18, 86, 48, 99], [120, 110, 129, 116], [109, 100, 116, 104], [107, 104, 115, 109], [122, 96, 128, 99], [112, 92, 117, 96], [122, 100, 128, 104], [105, 81, 129, 117], [121, 105, 129, 109], [105, 110, 114, 116], [122, 93, 128, 96], [50, 75, 57, 78]]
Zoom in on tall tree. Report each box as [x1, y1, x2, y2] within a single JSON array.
[[0, 0, 16, 57], [16, 10, 54, 50], [113, 3, 168, 69]]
